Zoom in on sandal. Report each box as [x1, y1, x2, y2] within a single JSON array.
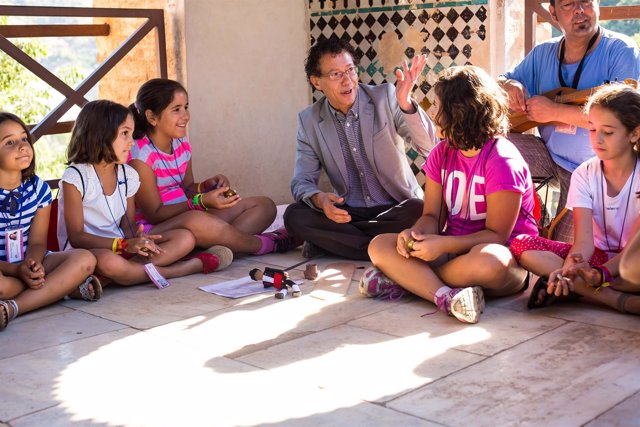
[[0, 299, 19, 331], [68, 275, 103, 302], [527, 276, 581, 309], [203, 245, 233, 271]]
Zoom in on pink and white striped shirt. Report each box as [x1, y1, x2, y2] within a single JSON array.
[[129, 135, 192, 222]]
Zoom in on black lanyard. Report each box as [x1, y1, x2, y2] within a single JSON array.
[[558, 27, 600, 89], [147, 136, 192, 198]]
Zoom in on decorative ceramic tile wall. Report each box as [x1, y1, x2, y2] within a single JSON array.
[[308, 0, 489, 182]]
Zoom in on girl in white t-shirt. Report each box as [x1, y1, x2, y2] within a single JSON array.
[[59, 100, 230, 286], [510, 85, 640, 313]]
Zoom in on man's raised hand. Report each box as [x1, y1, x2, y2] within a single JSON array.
[[395, 54, 427, 113]]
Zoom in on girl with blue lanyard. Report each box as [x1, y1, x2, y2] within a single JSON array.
[[0, 112, 98, 332], [58, 100, 230, 288]]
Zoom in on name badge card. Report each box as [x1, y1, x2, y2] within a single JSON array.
[[5, 226, 25, 263], [144, 263, 171, 289], [556, 124, 577, 135]]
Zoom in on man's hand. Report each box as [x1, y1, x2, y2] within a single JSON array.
[[395, 55, 427, 113], [311, 192, 351, 223], [501, 78, 528, 113], [525, 95, 559, 124]]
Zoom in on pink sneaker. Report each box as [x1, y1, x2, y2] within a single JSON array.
[[359, 267, 406, 301], [435, 287, 484, 324], [262, 228, 303, 253]]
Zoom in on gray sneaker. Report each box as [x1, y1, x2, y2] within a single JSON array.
[[435, 286, 484, 324], [359, 267, 406, 301]]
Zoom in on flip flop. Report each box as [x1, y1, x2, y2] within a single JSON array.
[[70, 275, 103, 302], [526, 276, 581, 310], [0, 300, 19, 331], [527, 276, 555, 309]]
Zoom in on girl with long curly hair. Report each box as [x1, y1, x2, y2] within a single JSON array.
[[361, 65, 537, 324]]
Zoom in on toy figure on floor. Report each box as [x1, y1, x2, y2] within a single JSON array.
[[249, 267, 301, 299]]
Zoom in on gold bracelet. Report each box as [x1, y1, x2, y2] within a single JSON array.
[[197, 182, 202, 193]]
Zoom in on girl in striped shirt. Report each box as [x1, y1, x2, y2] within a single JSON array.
[[59, 100, 230, 288], [128, 79, 301, 256], [0, 112, 97, 332]]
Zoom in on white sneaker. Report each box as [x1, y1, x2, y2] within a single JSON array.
[[435, 286, 484, 324]]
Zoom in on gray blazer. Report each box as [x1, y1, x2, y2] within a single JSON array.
[[291, 83, 437, 208]]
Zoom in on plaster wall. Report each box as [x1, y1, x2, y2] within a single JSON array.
[[184, 0, 310, 204], [94, 0, 186, 105]]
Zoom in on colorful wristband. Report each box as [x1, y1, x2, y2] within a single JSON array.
[[112, 238, 122, 254], [191, 193, 206, 211], [593, 265, 613, 293], [119, 238, 128, 253]]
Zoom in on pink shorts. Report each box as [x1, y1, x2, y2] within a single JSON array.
[[509, 234, 608, 266]]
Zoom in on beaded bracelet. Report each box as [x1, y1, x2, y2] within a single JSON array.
[[592, 265, 613, 293]]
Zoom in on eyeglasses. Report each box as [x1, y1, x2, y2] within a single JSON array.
[[320, 66, 358, 81], [557, 0, 595, 12]]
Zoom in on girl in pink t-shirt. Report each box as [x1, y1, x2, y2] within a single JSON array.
[[511, 85, 640, 314], [128, 79, 301, 256], [363, 66, 537, 324]]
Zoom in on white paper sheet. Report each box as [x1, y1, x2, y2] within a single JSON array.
[[199, 276, 303, 299]]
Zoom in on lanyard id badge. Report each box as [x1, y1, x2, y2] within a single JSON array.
[[555, 123, 577, 135], [5, 225, 25, 263]]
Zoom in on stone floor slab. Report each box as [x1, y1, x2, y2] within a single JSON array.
[[389, 322, 640, 426], [148, 292, 394, 358], [238, 324, 484, 403], [585, 391, 640, 427], [6, 328, 433, 427], [0, 310, 125, 360], [60, 277, 229, 329], [349, 299, 566, 356]]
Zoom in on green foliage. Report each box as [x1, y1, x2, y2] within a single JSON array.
[[0, 16, 51, 124], [34, 135, 68, 180], [0, 15, 88, 178]]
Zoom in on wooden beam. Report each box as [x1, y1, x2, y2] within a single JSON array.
[[27, 121, 74, 136], [600, 6, 640, 21], [0, 24, 109, 38], [537, 5, 640, 22]]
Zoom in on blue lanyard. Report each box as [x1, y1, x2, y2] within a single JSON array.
[[1, 181, 25, 228], [93, 165, 135, 238]]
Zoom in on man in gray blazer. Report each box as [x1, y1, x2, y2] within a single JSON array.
[[284, 38, 437, 260]]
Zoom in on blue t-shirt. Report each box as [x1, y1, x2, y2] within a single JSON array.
[[502, 28, 640, 172], [0, 176, 52, 262]]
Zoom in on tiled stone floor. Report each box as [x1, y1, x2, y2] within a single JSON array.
[[1, 248, 639, 426]]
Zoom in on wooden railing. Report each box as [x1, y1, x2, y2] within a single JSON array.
[[0, 6, 167, 141], [524, 1, 640, 53]]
